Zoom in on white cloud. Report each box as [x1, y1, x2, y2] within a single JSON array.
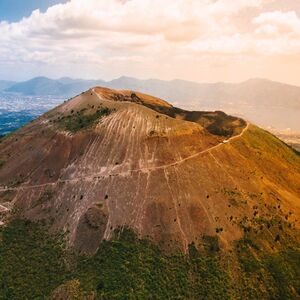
[[252, 10, 300, 54], [0, 0, 300, 83], [255, 24, 278, 35], [253, 10, 300, 35]]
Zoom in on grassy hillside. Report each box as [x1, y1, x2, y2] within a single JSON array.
[[0, 219, 299, 300]]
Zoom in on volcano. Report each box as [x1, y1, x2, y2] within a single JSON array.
[[1, 87, 300, 299], [0, 87, 299, 255]]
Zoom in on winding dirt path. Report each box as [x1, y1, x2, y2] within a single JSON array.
[[0, 101, 249, 194]]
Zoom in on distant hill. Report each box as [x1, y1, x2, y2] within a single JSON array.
[[6, 77, 105, 96], [5, 76, 300, 130], [0, 80, 16, 91], [5, 77, 66, 96]]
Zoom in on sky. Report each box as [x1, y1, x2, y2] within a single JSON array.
[[0, 0, 68, 22], [0, 0, 300, 85]]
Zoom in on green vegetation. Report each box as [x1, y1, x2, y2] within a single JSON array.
[[0, 160, 5, 169], [0, 134, 8, 143], [0, 220, 299, 299], [242, 126, 300, 168], [202, 235, 220, 254], [56, 107, 113, 133], [266, 251, 300, 299], [8, 174, 25, 187], [235, 237, 300, 299], [31, 190, 55, 209], [74, 229, 231, 299], [0, 219, 68, 300], [48, 280, 95, 300], [215, 227, 224, 233], [222, 187, 248, 207]]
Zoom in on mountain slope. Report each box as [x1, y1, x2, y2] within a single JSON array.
[[0, 80, 16, 91], [0, 87, 299, 299], [0, 87, 299, 255], [5, 77, 66, 96], [6, 77, 105, 97]]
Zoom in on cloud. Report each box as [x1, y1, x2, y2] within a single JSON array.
[[252, 10, 300, 54], [0, 0, 300, 83], [253, 10, 300, 35]]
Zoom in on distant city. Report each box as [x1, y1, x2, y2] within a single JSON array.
[[0, 92, 64, 135]]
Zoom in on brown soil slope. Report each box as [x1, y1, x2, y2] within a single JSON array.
[[0, 87, 299, 254]]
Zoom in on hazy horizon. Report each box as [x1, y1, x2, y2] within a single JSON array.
[[2, 75, 300, 88]]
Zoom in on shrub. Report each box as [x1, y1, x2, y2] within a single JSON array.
[[0, 219, 68, 300], [57, 107, 113, 133], [0, 160, 5, 169]]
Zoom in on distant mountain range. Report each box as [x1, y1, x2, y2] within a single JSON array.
[[2, 77, 105, 97], [3, 76, 300, 108], [1, 76, 300, 131], [0, 80, 16, 91], [2, 75, 299, 105]]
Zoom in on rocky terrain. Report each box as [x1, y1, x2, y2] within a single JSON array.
[[0, 87, 299, 299]]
